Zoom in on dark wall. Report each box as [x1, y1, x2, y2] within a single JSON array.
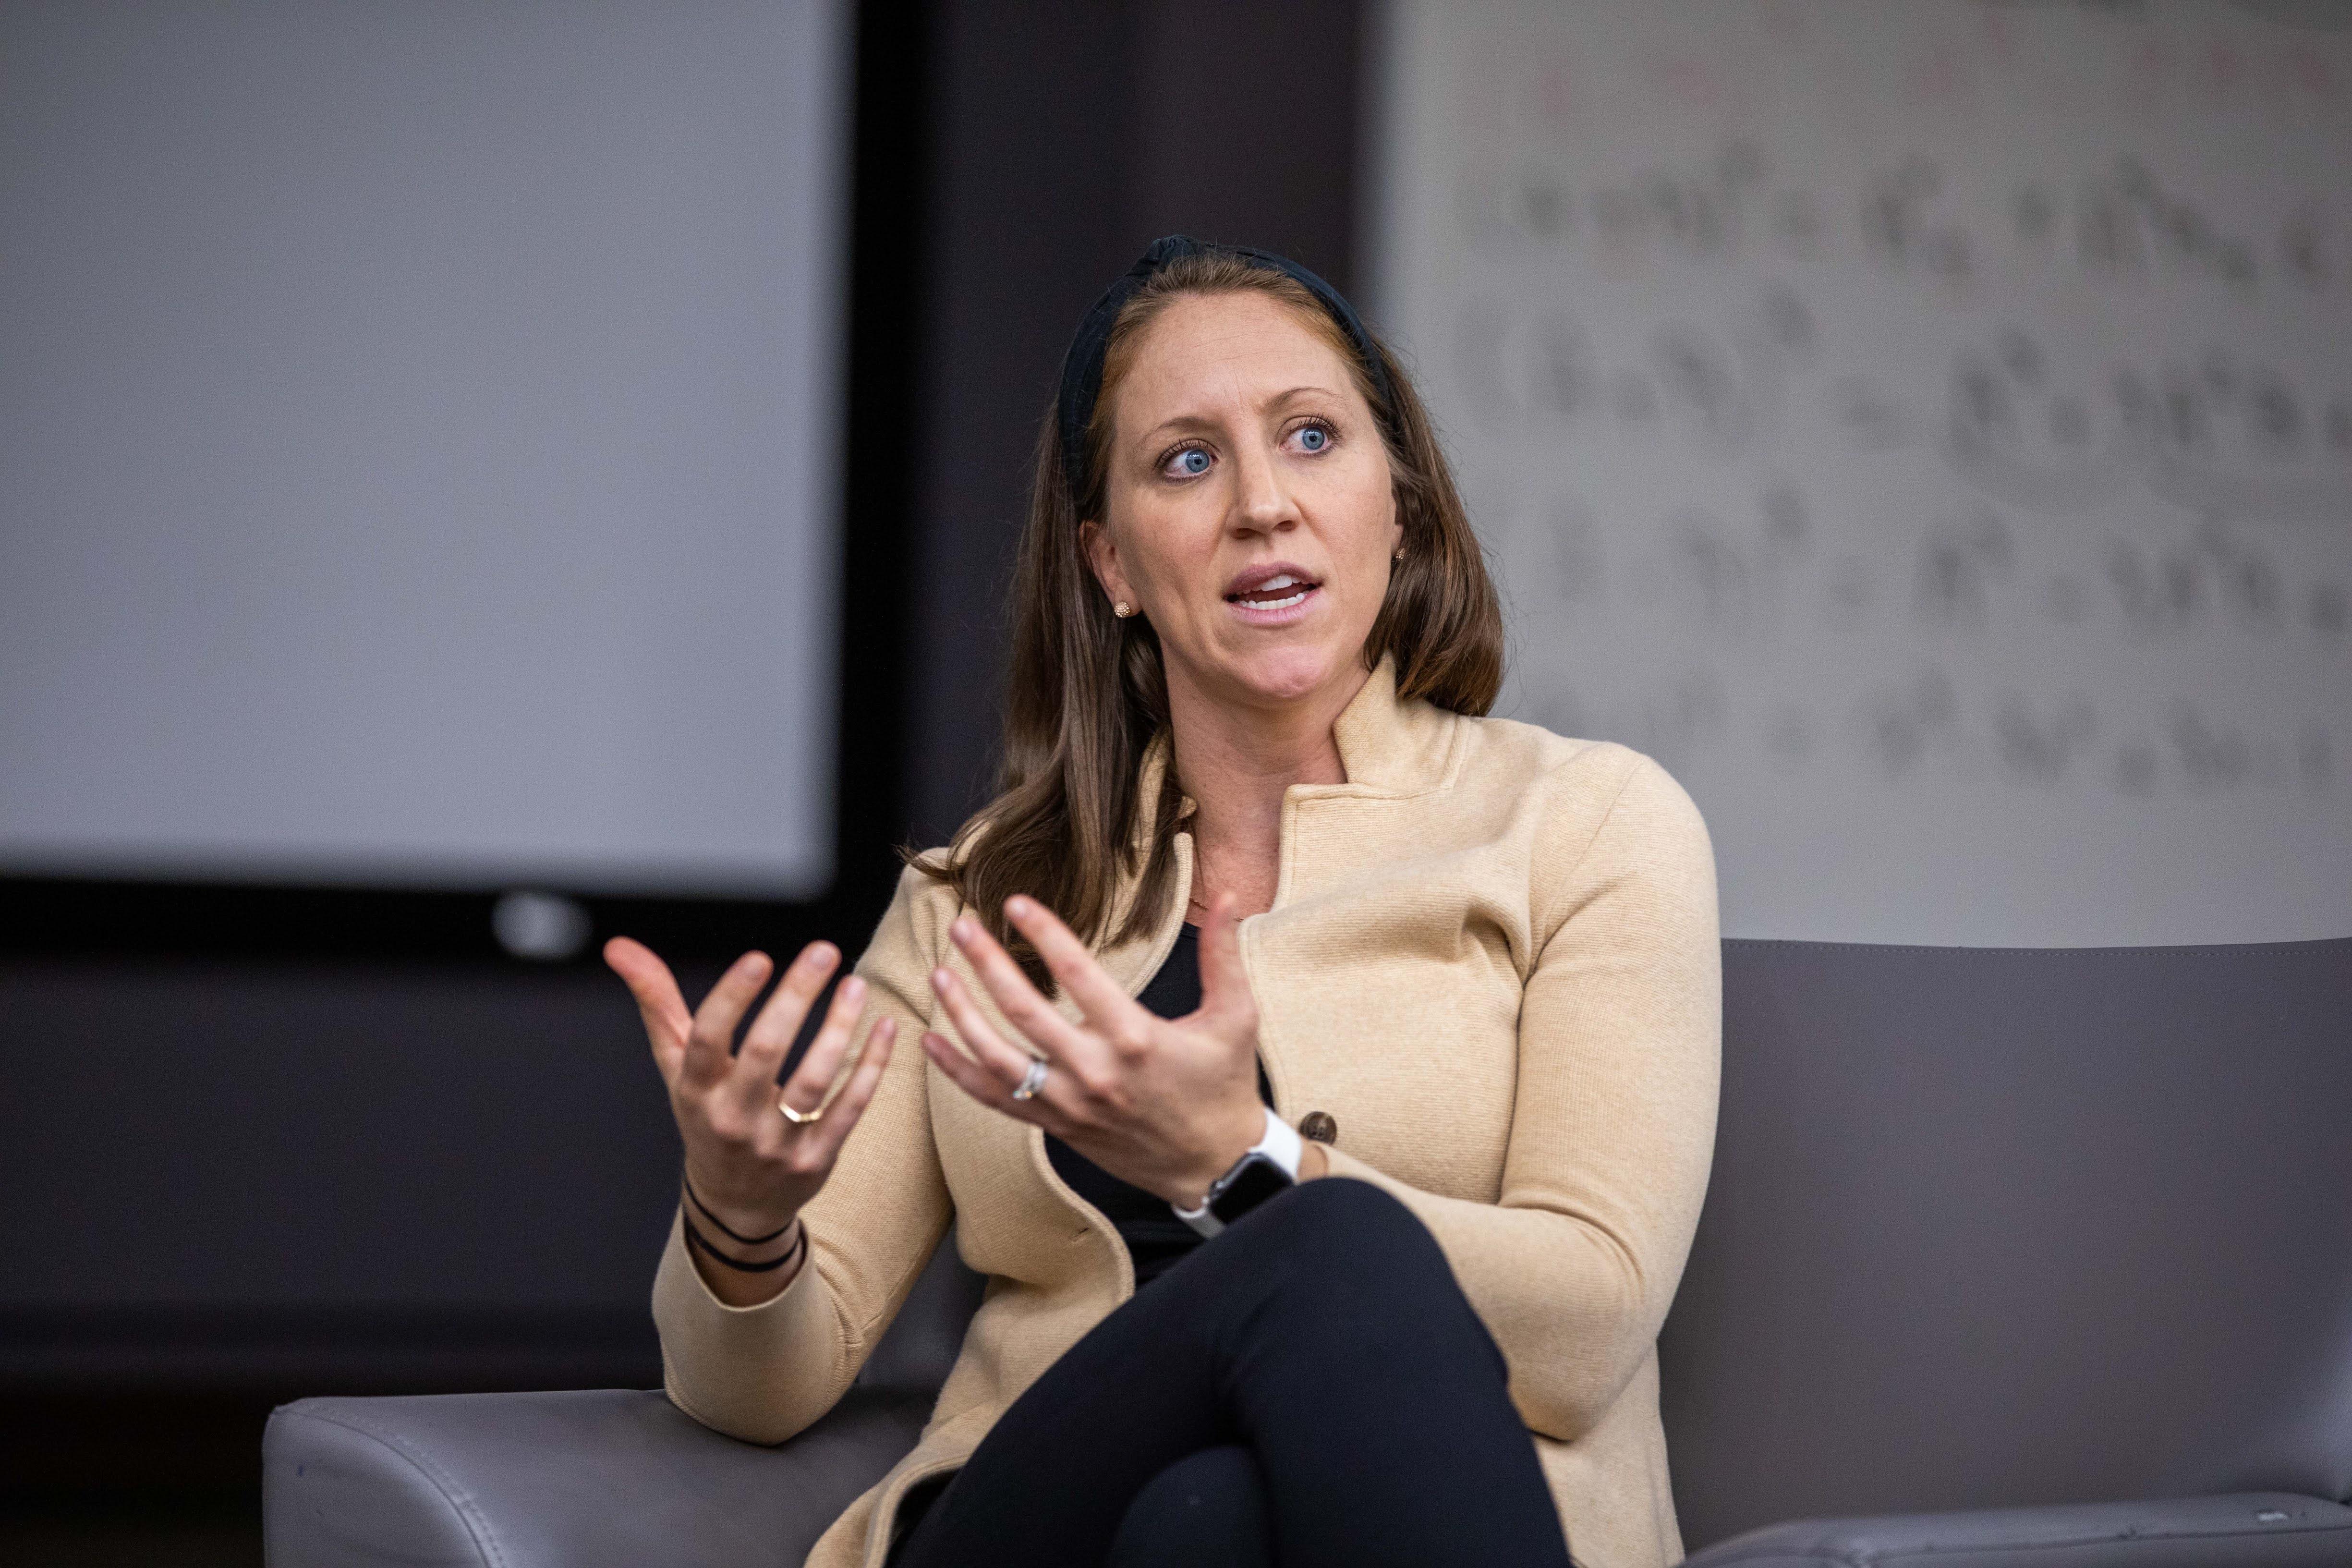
[[0, 0, 1365, 1427], [909, 0, 1364, 841], [0, 960, 679, 1364]]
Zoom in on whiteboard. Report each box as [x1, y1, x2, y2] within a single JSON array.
[[0, 0, 847, 898], [1372, 0, 2352, 945]]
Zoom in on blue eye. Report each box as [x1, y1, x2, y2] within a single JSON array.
[[1296, 425, 1330, 452], [1171, 448, 1211, 477]]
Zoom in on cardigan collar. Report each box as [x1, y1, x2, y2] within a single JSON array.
[[1090, 654, 1460, 1000], [1136, 652, 1458, 838], [1327, 653, 1459, 798]]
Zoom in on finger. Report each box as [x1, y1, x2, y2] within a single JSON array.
[[734, 942, 844, 1097], [931, 964, 1068, 1099], [920, 1027, 1012, 1110], [605, 936, 693, 1083], [1191, 893, 1257, 1032], [810, 1017, 897, 1159], [948, 912, 1117, 1077], [926, 968, 1091, 1114], [769, 972, 866, 1118], [921, 1028, 1058, 1130], [682, 951, 775, 1091], [1001, 896, 1150, 1040]]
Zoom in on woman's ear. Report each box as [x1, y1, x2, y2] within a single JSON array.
[[1079, 519, 1130, 607]]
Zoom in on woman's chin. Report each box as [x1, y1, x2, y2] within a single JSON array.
[[1214, 643, 1364, 711]]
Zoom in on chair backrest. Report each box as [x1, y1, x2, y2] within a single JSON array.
[[1659, 938, 2352, 1552]]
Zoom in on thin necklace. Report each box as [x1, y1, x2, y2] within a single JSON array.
[[1186, 856, 1214, 920]]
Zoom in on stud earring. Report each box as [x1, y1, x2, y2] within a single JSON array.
[[1113, 600, 1134, 619]]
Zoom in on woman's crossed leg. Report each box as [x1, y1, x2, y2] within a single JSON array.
[[892, 1179, 1573, 1568]]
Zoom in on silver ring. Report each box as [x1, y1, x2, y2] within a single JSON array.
[[1011, 1057, 1048, 1102]]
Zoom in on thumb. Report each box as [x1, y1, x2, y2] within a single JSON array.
[[1193, 893, 1256, 1034], [605, 936, 693, 1075]]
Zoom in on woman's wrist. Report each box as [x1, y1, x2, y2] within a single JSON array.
[[1171, 1104, 1282, 1205], [1171, 1106, 1326, 1206], [681, 1205, 805, 1272], [679, 1173, 807, 1306], [679, 1171, 802, 1269], [680, 1167, 799, 1248]]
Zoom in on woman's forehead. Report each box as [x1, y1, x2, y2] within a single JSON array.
[[1117, 292, 1357, 423]]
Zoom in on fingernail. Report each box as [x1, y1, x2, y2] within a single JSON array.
[[808, 942, 838, 967], [931, 967, 951, 992], [840, 975, 865, 1001], [1006, 896, 1032, 919], [951, 917, 976, 944]]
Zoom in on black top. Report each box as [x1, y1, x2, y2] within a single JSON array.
[[1043, 924, 1272, 1288]]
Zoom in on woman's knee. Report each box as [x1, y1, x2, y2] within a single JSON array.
[[1263, 1182, 1505, 1358], [1237, 1177, 1454, 1289], [1107, 1446, 1272, 1568]]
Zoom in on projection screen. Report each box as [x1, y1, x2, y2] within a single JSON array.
[[0, 0, 848, 898]]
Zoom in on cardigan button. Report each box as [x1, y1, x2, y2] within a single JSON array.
[[1298, 1111, 1338, 1144]]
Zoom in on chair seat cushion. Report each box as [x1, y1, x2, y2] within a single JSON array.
[[1684, 1492, 2352, 1568], [264, 1385, 929, 1568]]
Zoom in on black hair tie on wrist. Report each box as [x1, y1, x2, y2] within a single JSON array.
[[1053, 235, 1395, 505], [681, 1169, 795, 1247], [680, 1207, 806, 1275]]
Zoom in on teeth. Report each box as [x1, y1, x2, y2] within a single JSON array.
[[1251, 590, 1309, 610], [1259, 573, 1299, 591]]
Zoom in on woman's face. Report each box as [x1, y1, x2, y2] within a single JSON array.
[[1084, 290, 1401, 717]]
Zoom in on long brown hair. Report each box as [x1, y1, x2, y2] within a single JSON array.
[[910, 247, 1503, 985]]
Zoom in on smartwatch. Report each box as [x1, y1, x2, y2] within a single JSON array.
[[1173, 1108, 1304, 1238]]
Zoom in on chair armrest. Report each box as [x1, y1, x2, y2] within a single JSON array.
[[264, 1384, 929, 1568], [1683, 1492, 2352, 1568]]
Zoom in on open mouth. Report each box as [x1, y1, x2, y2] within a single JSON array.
[[1224, 571, 1321, 612]]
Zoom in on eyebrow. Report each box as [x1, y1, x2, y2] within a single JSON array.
[[1133, 384, 1348, 448]]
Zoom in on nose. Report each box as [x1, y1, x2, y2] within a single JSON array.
[[1228, 432, 1300, 539]]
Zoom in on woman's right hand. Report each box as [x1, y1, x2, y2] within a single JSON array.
[[604, 936, 896, 1302]]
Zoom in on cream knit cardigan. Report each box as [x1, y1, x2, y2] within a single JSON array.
[[653, 658, 1722, 1568]]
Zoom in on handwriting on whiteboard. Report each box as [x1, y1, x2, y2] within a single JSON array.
[[1382, 1, 2351, 817]]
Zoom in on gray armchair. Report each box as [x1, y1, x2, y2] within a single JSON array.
[[267, 938, 2352, 1568], [266, 1241, 984, 1568]]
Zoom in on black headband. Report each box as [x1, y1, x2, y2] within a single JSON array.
[[1054, 235, 1395, 505]]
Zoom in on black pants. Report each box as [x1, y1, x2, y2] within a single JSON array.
[[892, 1179, 1573, 1568]]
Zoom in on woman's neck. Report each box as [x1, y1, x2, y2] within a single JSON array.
[[1166, 662, 1370, 920]]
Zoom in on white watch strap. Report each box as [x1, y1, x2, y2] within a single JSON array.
[[1172, 1107, 1301, 1234], [1253, 1105, 1305, 1181]]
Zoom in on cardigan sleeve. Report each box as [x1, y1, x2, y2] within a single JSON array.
[[650, 862, 958, 1444], [1315, 755, 1721, 1443]]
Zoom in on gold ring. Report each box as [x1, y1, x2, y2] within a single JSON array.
[[778, 1093, 824, 1126]]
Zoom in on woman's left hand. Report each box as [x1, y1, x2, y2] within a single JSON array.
[[921, 893, 1271, 1207]]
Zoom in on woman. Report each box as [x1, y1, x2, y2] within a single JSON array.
[[606, 237, 1720, 1568]]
